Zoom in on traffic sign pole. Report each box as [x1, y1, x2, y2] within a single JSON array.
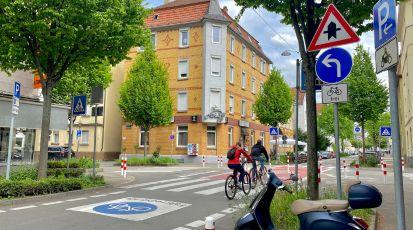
[[5, 116, 15, 180], [67, 97, 74, 169], [6, 82, 21, 180], [334, 103, 343, 199]]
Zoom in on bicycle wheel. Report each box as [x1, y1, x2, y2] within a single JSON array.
[[225, 175, 237, 200], [242, 173, 251, 195], [249, 168, 258, 189]]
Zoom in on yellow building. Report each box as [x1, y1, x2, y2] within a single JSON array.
[[121, 0, 293, 161], [397, 0, 413, 167]]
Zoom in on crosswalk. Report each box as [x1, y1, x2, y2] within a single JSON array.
[[404, 173, 413, 180]]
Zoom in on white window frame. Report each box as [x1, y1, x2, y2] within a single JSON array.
[[176, 125, 188, 147], [228, 127, 233, 147], [211, 56, 221, 77], [260, 81, 264, 92], [178, 59, 189, 79], [81, 130, 89, 145], [251, 77, 256, 94], [241, 71, 246, 89], [260, 131, 265, 145], [230, 36, 235, 53], [151, 32, 157, 48], [263, 60, 267, 74], [241, 99, 246, 118], [139, 130, 149, 147], [252, 52, 256, 68], [207, 126, 216, 148], [229, 64, 234, 84], [53, 131, 59, 144], [177, 91, 188, 112], [242, 44, 247, 62], [212, 25, 221, 44], [210, 89, 221, 110], [229, 95, 234, 114], [179, 28, 189, 48]]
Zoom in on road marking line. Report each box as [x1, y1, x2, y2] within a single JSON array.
[[0, 210, 6, 213], [324, 174, 335, 178], [221, 207, 238, 214], [10, 205, 37, 211], [168, 180, 225, 192], [109, 191, 126, 195], [195, 186, 224, 195], [90, 194, 108, 198], [209, 213, 225, 220], [115, 170, 175, 173], [186, 220, 204, 228], [142, 178, 209, 191], [172, 228, 192, 230], [41, 201, 64, 206], [66, 197, 88, 202], [119, 177, 188, 189], [179, 170, 217, 177]]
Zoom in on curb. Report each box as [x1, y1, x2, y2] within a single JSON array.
[[370, 209, 378, 230]]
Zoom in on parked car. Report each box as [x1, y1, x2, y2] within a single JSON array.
[[48, 146, 74, 160], [328, 151, 336, 158], [318, 151, 330, 159]]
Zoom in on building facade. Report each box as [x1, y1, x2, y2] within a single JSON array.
[[397, 0, 413, 167], [121, 0, 293, 160]]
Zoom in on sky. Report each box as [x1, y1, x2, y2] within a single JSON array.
[[144, 0, 388, 88]]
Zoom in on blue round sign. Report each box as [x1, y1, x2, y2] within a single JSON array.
[[316, 48, 353, 84], [354, 127, 361, 133], [93, 202, 157, 215]]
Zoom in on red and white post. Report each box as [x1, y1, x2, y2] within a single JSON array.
[[123, 157, 127, 178], [343, 159, 347, 178], [383, 163, 387, 184], [317, 162, 321, 184], [355, 163, 360, 180], [217, 156, 220, 168], [380, 156, 384, 170], [205, 216, 215, 230], [220, 155, 223, 167], [402, 157, 405, 172], [202, 155, 206, 167], [287, 156, 290, 174], [120, 157, 124, 176]]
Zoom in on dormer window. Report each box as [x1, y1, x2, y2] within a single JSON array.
[[154, 14, 159, 20]]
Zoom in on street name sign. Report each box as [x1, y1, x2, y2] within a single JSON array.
[[269, 127, 280, 136], [12, 81, 21, 115], [321, 83, 348, 104], [316, 48, 353, 83], [380, 126, 392, 137], [308, 4, 360, 52], [373, 0, 397, 49], [72, 95, 87, 116]]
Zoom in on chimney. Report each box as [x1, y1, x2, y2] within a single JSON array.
[[223, 6, 228, 13]]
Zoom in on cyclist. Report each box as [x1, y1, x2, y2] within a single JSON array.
[[250, 139, 269, 178], [227, 141, 252, 187]]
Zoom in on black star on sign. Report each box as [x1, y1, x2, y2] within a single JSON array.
[[324, 22, 341, 40]]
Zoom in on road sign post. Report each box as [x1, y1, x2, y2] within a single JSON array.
[[6, 82, 21, 180], [374, 0, 405, 229], [68, 95, 87, 169]]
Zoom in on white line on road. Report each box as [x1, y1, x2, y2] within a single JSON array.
[[186, 220, 204, 228], [0, 210, 6, 213], [142, 178, 209, 190], [172, 227, 192, 230], [115, 170, 175, 173], [194, 186, 224, 195], [10, 205, 37, 211], [209, 213, 225, 220], [179, 171, 217, 177], [221, 207, 238, 214], [41, 201, 64, 206], [119, 177, 188, 189], [66, 197, 88, 202], [108, 191, 126, 195], [168, 180, 225, 192], [90, 194, 108, 198]]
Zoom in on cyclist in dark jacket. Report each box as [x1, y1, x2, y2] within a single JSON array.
[[250, 140, 269, 174]]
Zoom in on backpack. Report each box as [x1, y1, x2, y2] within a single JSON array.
[[227, 147, 236, 159], [251, 146, 261, 157]]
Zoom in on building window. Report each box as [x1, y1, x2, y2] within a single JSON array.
[[211, 56, 221, 76], [230, 36, 235, 53], [177, 126, 188, 147], [242, 71, 246, 89], [151, 33, 156, 48], [252, 110, 256, 120], [229, 64, 234, 84], [260, 82, 264, 92], [251, 130, 255, 145], [242, 44, 246, 62], [252, 52, 256, 68], [210, 89, 221, 110], [177, 92, 188, 112], [53, 131, 59, 144], [139, 130, 149, 147], [260, 131, 265, 145], [212, 25, 221, 43], [251, 77, 256, 93], [81, 130, 89, 145], [229, 95, 234, 114], [179, 28, 189, 47], [207, 126, 216, 148], [241, 100, 246, 117], [260, 59, 266, 74], [178, 60, 189, 79], [228, 127, 233, 147]]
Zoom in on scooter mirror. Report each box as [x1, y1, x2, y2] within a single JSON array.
[[291, 175, 299, 182]]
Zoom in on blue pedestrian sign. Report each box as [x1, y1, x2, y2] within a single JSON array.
[[72, 95, 87, 116], [373, 0, 396, 49], [316, 48, 353, 84], [380, 126, 392, 137], [76, 130, 82, 138], [93, 202, 157, 215], [269, 127, 280, 136]]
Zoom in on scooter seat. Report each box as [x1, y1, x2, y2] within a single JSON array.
[[291, 199, 349, 215]]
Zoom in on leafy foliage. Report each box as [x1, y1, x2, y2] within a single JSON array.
[[318, 104, 353, 140], [253, 69, 292, 127], [114, 157, 179, 166], [366, 112, 391, 149], [297, 129, 331, 151]]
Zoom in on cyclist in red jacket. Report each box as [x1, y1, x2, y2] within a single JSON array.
[[228, 141, 253, 187]]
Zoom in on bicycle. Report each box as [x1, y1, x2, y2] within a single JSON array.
[[326, 87, 342, 96], [249, 159, 267, 188], [225, 159, 252, 200]]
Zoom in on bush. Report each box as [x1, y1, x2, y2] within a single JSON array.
[[47, 157, 98, 169], [114, 157, 178, 166], [152, 147, 161, 158], [351, 155, 380, 167], [340, 152, 350, 157], [10, 166, 38, 181], [47, 168, 85, 178]]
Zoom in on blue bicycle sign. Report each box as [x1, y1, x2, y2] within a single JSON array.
[[93, 202, 157, 215]]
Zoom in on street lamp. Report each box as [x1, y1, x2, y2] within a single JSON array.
[[281, 49, 300, 190]]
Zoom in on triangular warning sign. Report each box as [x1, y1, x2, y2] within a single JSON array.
[[74, 98, 85, 113], [382, 128, 390, 136], [308, 4, 360, 52]]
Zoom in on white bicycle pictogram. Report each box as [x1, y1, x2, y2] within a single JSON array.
[[107, 203, 153, 212]]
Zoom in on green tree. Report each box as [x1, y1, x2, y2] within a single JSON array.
[[318, 104, 353, 152], [118, 48, 173, 157], [0, 0, 150, 179], [342, 45, 388, 155], [366, 112, 391, 151], [253, 70, 292, 158], [233, 0, 381, 200], [317, 130, 331, 151]]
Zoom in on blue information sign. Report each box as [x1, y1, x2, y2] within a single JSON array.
[[300, 65, 324, 91], [354, 126, 361, 133], [14, 82, 21, 99], [76, 130, 82, 138], [93, 202, 157, 215], [269, 127, 280, 136], [72, 95, 87, 116], [380, 126, 392, 137], [373, 0, 396, 49], [316, 48, 353, 84]]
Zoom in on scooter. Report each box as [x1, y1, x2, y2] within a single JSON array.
[[234, 170, 382, 230]]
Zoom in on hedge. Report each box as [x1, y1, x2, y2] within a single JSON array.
[[47, 168, 85, 178], [114, 157, 179, 166], [47, 158, 98, 169], [9, 166, 85, 180]]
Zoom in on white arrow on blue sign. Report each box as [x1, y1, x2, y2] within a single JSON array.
[[269, 127, 280, 136], [316, 48, 353, 84], [380, 126, 392, 137], [373, 0, 396, 49]]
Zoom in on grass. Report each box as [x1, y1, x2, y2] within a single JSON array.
[[114, 157, 179, 166]]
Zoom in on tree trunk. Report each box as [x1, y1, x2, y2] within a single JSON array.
[[144, 130, 148, 157], [38, 84, 52, 179], [361, 122, 366, 155], [341, 139, 345, 153]]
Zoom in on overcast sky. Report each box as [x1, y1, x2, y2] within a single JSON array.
[[145, 0, 388, 88]]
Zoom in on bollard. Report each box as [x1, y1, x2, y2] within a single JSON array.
[[402, 157, 405, 172], [287, 156, 290, 174], [343, 159, 347, 178], [120, 157, 124, 176], [355, 163, 359, 180], [205, 216, 215, 230], [220, 155, 223, 167], [319, 156, 323, 171], [383, 163, 387, 184], [317, 163, 321, 184], [123, 157, 127, 178], [202, 155, 205, 167], [380, 156, 384, 170], [217, 156, 220, 168]]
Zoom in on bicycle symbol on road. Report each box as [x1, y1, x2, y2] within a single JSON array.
[[381, 47, 393, 68], [93, 202, 157, 215], [326, 87, 342, 96]]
